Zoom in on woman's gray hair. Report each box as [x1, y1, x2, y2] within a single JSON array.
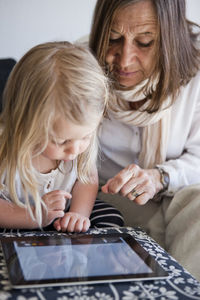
[[89, 0, 200, 112]]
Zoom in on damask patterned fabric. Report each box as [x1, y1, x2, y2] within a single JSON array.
[[0, 227, 200, 300]]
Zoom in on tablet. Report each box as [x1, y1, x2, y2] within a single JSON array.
[[0, 233, 168, 288]]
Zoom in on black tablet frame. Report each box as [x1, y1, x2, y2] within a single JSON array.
[[0, 233, 168, 288]]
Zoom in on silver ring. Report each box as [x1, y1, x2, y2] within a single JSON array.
[[131, 189, 140, 198]]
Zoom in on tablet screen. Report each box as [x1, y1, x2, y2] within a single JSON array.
[[1, 233, 168, 288]]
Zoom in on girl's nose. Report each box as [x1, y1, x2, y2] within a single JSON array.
[[66, 140, 80, 156]]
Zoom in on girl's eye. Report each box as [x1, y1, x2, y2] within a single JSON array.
[[59, 140, 70, 146], [52, 140, 69, 146], [137, 40, 154, 48]]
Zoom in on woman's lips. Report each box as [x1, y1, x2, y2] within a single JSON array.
[[116, 69, 138, 77]]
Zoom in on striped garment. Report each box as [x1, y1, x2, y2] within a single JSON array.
[[90, 199, 124, 228], [0, 199, 124, 234]]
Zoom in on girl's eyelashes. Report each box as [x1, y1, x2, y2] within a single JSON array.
[[59, 140, 69, 145], [51, 135, 92, 146], [50, 139, 69, 146]]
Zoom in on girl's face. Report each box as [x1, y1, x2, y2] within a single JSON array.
[[42, 117, 97, 162], [105, 0, 158, 88]]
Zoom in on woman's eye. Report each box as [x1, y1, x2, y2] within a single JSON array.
[[137, 40, 154, 48], [109, 37, 122, 44]]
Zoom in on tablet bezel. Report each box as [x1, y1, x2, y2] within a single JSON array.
[[0, 233, 168, 288]]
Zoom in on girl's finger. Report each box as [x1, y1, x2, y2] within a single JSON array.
[[52, 199, 66, 211], [43, 190, 72, 199], [60, 214, 71, 232], [53, 218, 61, 231], [74, 218, 84, 233], [67, 216, 78, 232], [82, 218, 90, 232]]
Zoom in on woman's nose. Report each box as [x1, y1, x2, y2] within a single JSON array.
[[118, 41, 137, 68]]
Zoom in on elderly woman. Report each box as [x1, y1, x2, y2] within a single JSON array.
[[89, 0, 200, 279]]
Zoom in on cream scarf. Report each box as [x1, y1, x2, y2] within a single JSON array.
[[108, 80, 172, 169]]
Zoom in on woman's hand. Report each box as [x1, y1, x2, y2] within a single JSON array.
[[42, 190, 72, 227], [101, 164, 163, 205], [53, 212, 90, 233]]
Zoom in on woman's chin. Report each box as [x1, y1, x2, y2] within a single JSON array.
[[114, 74, 144, 89], [115, 78, 142, 89]]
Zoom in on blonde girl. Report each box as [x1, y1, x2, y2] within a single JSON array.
[[0, 41, 123, 232]]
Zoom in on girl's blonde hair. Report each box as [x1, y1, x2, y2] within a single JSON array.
[[0, 41, 109, 227]]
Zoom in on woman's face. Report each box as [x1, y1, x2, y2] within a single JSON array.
[[106, 0, 158, 88]]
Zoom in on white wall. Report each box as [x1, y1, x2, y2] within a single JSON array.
[[186, 0, 200, 25], [0, 0, 97, 61], [0, 0, 199, 61]]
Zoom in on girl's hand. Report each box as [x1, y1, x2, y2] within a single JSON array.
[[53, 212, 90, 233], [42, 190, 72, 227], [101, 164, 163, 205]]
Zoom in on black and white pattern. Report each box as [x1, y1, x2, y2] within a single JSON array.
[[0, 227, 200, 299], [90, 200, 124, 228], [0, 199, 124, 233]]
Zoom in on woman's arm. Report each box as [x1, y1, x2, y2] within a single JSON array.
[[157, 74, 200, 194], [54, 169, 98, 232], [158, 107, 200, 193], [101, 73, 200, 202], [101, 165, 163, 205]]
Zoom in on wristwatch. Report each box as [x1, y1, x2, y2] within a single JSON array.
[[156, 167, 169, 191]]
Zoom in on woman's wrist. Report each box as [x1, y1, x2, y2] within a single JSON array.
[[146, 168, 164, 194], [155, 166, 170, 192]]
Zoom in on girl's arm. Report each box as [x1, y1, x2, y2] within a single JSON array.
[[70, 171, 98, 217], [54, 169, 98, 232], [0, 190, 68, 229], [0, 197, 38, 229]]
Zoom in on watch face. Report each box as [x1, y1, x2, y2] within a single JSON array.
[[156, 167, 169, 190], [162, 171, 169, 189], [164, 173, 169, 185]]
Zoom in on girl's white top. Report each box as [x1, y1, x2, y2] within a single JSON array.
[[0, 160, 77, 209]]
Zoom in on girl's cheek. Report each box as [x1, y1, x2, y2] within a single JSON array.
[[82, 141, 90, 153]]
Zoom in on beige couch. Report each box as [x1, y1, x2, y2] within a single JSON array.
[[98, 190, 159, 227]]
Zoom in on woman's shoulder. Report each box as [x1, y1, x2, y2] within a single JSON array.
[[192, 69, 200, 81], [174, 70, 200, 110], [182, 69, 200, 93]]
